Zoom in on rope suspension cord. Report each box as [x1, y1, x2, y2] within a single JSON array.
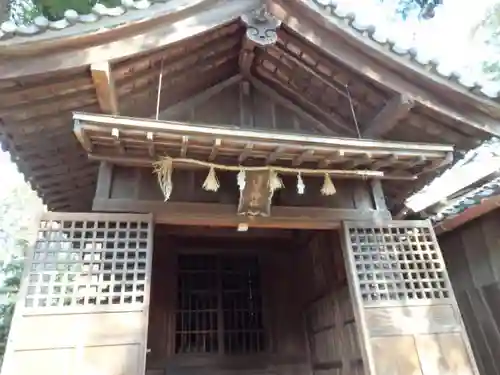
[[345, 83, 361, 139], [155, 58, 165, 120], [152, 156, 415, 181]]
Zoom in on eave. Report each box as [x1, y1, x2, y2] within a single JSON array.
[[73, 111, 454, 187], [1, 0, 500, 212]]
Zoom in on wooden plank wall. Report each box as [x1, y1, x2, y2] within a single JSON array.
[[145, 228, 361, 375], [108, 166, 360, 209], [159, 80, 323, 134], [296, 231, 364, 375], [439, 210, 500, 375]]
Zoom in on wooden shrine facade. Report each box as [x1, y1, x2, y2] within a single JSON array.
[[2, 1, 500, 375]]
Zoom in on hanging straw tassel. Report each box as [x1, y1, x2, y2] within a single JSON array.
[[296, 172, 305, 195], [321, 173, 336, 196], [237, 169, 246, 191], [154, 158, 173, 201], [203, 166, 220, 192], [269, 169, 284, 192]]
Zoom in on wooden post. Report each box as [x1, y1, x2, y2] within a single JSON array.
[[340, 220, 480, 375]]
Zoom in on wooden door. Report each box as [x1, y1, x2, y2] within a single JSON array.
[[341, 220, 479, 375], [2, 212, 153, 375]]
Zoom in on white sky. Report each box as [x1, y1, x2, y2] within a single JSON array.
[[1, 0, 500, 206]]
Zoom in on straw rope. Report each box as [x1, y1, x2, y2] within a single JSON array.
[[152, 156, 384, 178]]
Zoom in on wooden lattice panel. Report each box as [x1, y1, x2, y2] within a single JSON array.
[[25, 215, 151, 309], [341, 220, 480, 375], [347, 224, 451, 305], [2, 212, 153, 375]]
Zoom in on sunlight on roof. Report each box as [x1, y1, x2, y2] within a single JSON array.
[[336, 0, 500, 89]]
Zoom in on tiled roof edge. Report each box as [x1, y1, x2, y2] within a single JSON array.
[[310, 0, 499, 100], [432, 174, 500, 224], [0, 0, 172, 40]]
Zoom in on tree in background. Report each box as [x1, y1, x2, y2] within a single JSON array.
[[0, 176, 43, 366], [390, 0, 443, 19], [0, 252, 25, 365], [2, 0, 444, 23], [470, 3, 500, 82]]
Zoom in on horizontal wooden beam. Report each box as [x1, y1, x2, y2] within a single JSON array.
[[363, 94, 414, 138], [91, 61, 119, 115], [159, 74, 242, 119], [93, 198, 392, 229], [74, 112, 454, 154], [255, 58, 355, 136], [249, 76, 338, 136], [267, 0, 500, 137], [1, 0, 259, 78]]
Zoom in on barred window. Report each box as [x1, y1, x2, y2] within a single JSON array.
[[175, 254, 265, 355]]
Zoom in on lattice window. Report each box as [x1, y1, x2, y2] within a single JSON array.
[[175, 255, 265, 355], [346, 224, 451, 305], [25, 216, 151, 309]]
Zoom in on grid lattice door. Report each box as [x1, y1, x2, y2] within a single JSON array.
[[341, 220, 479, 375], [2, 212, 153, 375]]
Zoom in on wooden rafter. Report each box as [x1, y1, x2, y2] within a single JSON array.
[[1, 0, 260, 78], [159, 75, 242, 119], [73, 112, 454, 180], [363, 94, 415, 138], [249, 77, 337, 136], [239, 38, 257, 77], [253, 49, 359, 135], [91, 61, 119, 115], [267, 0, 500, 137]]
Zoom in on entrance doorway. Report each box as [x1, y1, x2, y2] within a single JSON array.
[[146, 225, 364, 375]]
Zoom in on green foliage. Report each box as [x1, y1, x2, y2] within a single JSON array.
[[382, 0, 443, 19], [33, 0, 120, 21], [0, 257, 24, 365], [470, 3, 500, 82]]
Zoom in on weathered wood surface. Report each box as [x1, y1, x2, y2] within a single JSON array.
[[75, 111, 453, 181], [146, 226, 311, 375], [92, 164, 392, 227], [342, 220, 480, 375], [1, 15, 493, 213], [296, 231, 365, 375], [2, 212, 154, 375], [439, 210, 500, 375]]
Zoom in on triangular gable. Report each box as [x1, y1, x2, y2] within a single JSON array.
[[158, 75, 336, 135]]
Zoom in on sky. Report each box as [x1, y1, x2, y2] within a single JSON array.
[[1, 0, 500, 209]]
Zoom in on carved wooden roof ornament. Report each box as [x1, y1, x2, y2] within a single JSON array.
[[241, 6, 281, 46]]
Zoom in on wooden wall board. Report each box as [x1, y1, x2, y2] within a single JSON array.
[[341, 220, 480, 375], [1, 212, 154, 375], [439, 209, 500, 375]]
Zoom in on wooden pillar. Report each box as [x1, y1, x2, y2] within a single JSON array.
[[340, 220, 479, 375]]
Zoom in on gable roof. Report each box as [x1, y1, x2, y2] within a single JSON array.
[[1, 0, 498, 103], [1, 0, 500, 211]]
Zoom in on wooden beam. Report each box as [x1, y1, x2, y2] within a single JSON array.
[[209, 139, 222, 161], [93, 199, 392, 229], [239, 143, 254, 163], [159, 74, 242, 119], [255, 65, 356, 137], [363, 94, 414, 138], [239, 38, 257, 77], [292, 149, 314, 166], [91, 61, 119, 115], [249, 76, 339, 136], [95, 162, 113, 199], [74, 112, 454, 155], [1, 0, 260, 78], [267, 0, 500, 137], [270, 44, 354, 104]]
